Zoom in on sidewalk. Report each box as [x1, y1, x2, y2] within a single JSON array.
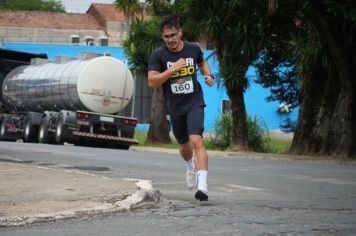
[[0, 163, 160, 227]]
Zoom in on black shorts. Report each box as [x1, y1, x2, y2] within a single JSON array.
[[170, 106, 205, 144]]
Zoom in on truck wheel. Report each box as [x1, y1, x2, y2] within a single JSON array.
[[23, 118, 39, 143], [0, 118, 7, 141], [0, 118, 15, 141], [38, 116, 51, 144], [55, 115, 64, 144]]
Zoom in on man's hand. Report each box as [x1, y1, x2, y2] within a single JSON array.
[[169, 58, 186, 73], [204, 75, 214, 87]]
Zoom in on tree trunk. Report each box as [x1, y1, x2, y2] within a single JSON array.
[[289, 60, 336, 155], [226, 83, 250, 151], [290, 4, 356, 158], [146, 86, 172, 144], [290, 60, 356, 158]]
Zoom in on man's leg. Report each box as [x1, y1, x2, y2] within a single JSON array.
[[179, 142, 193, 162], [189, 135, 209, 201], [170, 115, 197, 189], [179, 142, 197, 189], [186, 106, 209, 201], [171, 116, 193, 162], [189, 135, 208, 170]]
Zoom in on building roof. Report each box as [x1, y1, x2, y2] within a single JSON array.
[[0, 11, 104, 30], [0, 4, 128, 30], [87, 3, 127, 22]]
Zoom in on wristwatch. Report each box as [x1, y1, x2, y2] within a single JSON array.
[[205, 74, 214, 80]]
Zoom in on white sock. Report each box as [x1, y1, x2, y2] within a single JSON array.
[[197, 170, 208, 193], [185, 157, 195, 172]]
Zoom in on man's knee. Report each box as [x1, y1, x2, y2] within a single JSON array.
[[189, 135, 203, 149], [179, 142, 192, 153]]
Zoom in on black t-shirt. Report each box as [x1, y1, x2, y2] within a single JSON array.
[[148, 41, 206, 116]]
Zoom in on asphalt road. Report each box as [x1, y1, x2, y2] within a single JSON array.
[[0, 142, 356, 236]]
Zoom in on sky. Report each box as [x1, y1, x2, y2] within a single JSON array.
[[60, 0, 115, 13]]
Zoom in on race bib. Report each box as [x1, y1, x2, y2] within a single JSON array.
[[170, 77, 194, 94]]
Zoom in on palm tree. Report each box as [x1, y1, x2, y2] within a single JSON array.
[[182, 0, 275, 151], [117, 1, 182, 144], [115, 0, 141, 24], [123, 18, 172, 144]]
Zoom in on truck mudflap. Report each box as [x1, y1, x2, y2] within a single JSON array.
[[72, 131, 139, 144]]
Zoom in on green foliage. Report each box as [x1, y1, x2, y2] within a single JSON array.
[[182, 0, 270, 61], [0, 0, 65, 12], [254, 64, 301, 108], [41, 0, 64, 12], [181, 0, 279, 150], [114, 0, 141, 23], [255, 0, 356, 110], [122, 18, 162, 73], [205, 112, 233, 150], [134, 131, 179, 149], [269, 139, 292, 154], [246, 116, 270, 152], [135, 129, 291, 154], [280, 118, 296, 133], [120, 2, 181, 145], [220, 63, 248, 91], [146, 0, 177, 18], [119, 1, 182, 73], [205, 112, 283, 153], [115, 0, 140, 14]]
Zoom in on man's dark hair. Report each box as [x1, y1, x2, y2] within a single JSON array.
[[160, 15, 181, 32]]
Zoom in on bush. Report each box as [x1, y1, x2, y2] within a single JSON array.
[[247, 116, 269, 152], [205, 112, 233, 150], [205, 112, 275, 152]]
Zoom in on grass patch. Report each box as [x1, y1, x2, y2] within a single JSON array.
[[269, 139, 292, 154], [134, 130, 292, 154], [134, 131, 179, 149]]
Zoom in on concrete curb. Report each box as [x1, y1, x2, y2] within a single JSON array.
[[130, 146, 356, 166], [0, 165, 161, 228], [115, 179, 161, 210]]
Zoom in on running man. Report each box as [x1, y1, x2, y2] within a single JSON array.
[[148, 15, 214, 201]]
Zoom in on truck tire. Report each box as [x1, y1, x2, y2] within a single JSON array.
[[0, 117, 15, 141], [38, 116, 52, 144], [0, 118, 7, 141], [23, 117, 39, 143], [55, 115, 64, 144]]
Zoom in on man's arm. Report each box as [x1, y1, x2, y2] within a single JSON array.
[[147, 70, 173, 88], [148, 58, 186, 88], [198, 59, 214, 87]]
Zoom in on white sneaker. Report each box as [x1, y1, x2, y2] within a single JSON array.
[[186, 170, 197, 190]]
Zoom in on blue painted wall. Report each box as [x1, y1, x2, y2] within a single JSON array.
[[199, 50, 298, 132], [2, 43, 298, 132], [2, 43, 127, 60]]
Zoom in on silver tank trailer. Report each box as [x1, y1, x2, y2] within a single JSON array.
[[2, 53, 134, 114]]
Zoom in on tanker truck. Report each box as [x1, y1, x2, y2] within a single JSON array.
[[0, 49, 138, 149]]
